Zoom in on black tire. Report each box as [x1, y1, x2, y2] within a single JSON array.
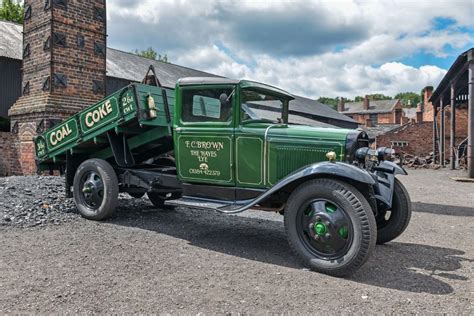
[[128, 192, 145, 199], [284, 179, 377, 277], [376, 178, 412, 244], [73, 159, 119, 220]]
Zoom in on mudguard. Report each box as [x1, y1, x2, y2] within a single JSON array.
[[379, 161, 408, 175], [217, 161, 375, 213]]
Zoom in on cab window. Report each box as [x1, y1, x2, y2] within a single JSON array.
[[181, 88, 233, 123], [240, 89, 284, 124]]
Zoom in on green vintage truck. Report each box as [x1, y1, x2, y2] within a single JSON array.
[[35, 72, 411, 276]]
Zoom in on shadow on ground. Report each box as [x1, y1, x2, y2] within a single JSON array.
[[108, 199, 471, 295], [413, 202, 473, 217]]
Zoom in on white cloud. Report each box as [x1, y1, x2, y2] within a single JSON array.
[[106, 0, 473, 98]]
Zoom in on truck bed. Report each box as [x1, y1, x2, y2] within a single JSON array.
[[34, 83, 175, 169]]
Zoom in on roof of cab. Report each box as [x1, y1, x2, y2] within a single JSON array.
[[177, 77, 294, 100]]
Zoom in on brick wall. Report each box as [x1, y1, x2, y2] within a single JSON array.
[[0, 132, 11, 176], [8, 0, 106, 175], [376, 106, 469, 157], [376, 122, 433, 156]]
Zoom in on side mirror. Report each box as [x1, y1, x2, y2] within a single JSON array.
[[219, 93, 229, 106]]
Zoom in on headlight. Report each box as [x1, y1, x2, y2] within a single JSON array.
[[355, 146, 395, 164], [376, 147, 395, 161]]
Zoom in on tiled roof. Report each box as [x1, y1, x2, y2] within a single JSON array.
[[342, 99, 399, 114]]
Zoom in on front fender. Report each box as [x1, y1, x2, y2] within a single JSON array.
[[379, 161, 408, 175], [217, 161, 374, 214]]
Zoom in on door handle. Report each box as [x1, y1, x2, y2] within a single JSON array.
[[175, 127, 182, 133]]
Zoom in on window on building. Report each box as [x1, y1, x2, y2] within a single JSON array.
[[370, 114, 378, 125]]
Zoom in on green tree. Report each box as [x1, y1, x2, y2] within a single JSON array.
[[317, 97, 339, 110], [394, 92, 421, 107], [133, 47, 168, 63], [0, 0, 24, 24], [354, 94, 392, 101]]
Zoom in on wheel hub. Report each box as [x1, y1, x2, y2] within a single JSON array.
[[301, 200, 352, 258], [80, 172, 104, 209], [314, 222, 327, 236]]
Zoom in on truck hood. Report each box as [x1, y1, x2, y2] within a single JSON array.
[[265, 124, 357, 142]]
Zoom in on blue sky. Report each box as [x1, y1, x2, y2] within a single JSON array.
[[106, 0, 474, 99]]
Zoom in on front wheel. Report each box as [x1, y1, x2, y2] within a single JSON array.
[[73, 159, 119, 220], [284, 179, 377, 277]]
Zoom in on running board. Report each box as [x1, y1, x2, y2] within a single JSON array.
[[166, 197, 253, 214]]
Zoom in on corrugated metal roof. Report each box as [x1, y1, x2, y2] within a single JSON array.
[[0, 21, 22, 60], [342, 99, 399, 114]]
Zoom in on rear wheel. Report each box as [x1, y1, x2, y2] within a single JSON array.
[[73, 159, 118, 220], [376, 178, 412, 244], [284, 179, 376, 277]]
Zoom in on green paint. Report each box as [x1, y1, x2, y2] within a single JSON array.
[[338, 227, 349, 239], [45, 118, 79, 152], [176, 134, 233, 184], [34, 136, 47, 159], [325, 203, 337, 213], [79, 97, 120, 134], [314, 222, 327, 236]]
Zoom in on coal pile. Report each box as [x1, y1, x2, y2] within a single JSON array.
[[0, 176, 78, 228], [402, 152, 442, 169]]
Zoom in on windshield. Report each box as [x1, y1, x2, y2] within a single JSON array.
[[240, 89, 286, 124]]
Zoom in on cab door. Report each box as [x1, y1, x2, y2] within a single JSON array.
[[173, 85, 236, 186]]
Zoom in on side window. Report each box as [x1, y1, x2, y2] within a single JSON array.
[[192, 95, 221, 119], [182, 88, 233, 123]]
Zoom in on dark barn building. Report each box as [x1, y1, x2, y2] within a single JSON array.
[[0, 21, 22, 126]]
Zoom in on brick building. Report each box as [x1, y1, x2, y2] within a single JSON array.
[[338, 96, 405, 126], [375, 48, 472, 178]]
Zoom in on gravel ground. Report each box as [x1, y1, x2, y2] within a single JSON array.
[[0, 169, 473, 313]]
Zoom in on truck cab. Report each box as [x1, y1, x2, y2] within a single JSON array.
[[173, 78, 367, 200]]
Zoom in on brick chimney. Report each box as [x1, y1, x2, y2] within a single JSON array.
[[8, 0, 107, 175], [363, 95, 370, 110], [416, 104, 423, 123], [337, 98, 345, 112], [422, 86, 434, 122], [423, 86, 433, 110]]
